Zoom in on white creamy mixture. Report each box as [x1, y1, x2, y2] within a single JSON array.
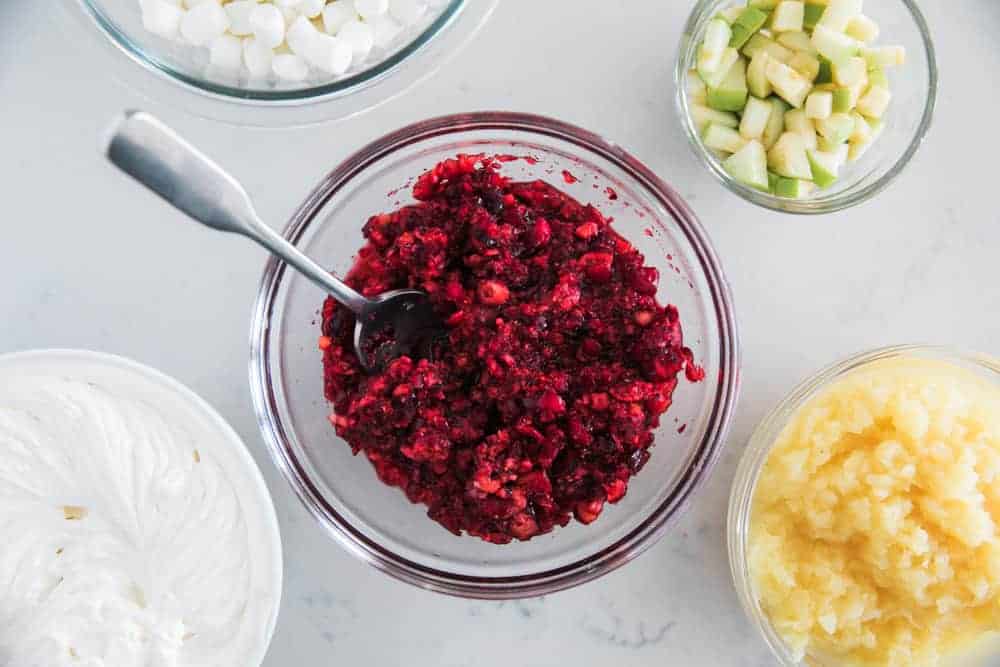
[[0, 356, 280, 667]]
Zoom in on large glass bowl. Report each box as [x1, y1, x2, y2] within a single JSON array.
[[250, 112, 741, 599], [64, 0, 497, 126], [676, 0, 937, 214], [728, 345, 1000, 665]]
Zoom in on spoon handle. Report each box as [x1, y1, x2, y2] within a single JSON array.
[[105, 110, 370, 315]]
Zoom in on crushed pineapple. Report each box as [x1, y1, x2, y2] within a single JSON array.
[[750, 357, 1000, 666]]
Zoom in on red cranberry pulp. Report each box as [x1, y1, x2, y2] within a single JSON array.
[[320, 155, 703, 544]]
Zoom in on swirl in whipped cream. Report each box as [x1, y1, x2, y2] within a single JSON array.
[[0, 363, 279, 667]]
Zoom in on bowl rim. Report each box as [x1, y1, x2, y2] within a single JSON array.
[[0, 347, 284, 666], [726, 344, 1000, 665], [249, 111, 741, 599], [64, 0, 498, 125], [675, 0, 939, 215]]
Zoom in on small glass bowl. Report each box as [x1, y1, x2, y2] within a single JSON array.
[[728, 345, 1000, 666], [250, 112, 741, 599], [675, 0, 938, 214], [64, 0, 497, 126]]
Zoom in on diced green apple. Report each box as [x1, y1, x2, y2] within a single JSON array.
[[703, 123, 748, 154], [687, 69, 708, 104], [815, 112, 855, 144], [868, 67, 889, 89], [803, 3, 826, 30], [812, 25, 860, 64], [862, 45, 906, 69], [815, 56, 833, 84], [747, 51, 774, 98], [857, 85, 891, 118], [816, 0, 862, 32], [768, 171, 782, 192], [715, 6, 745, 24], [848, 122, 882, 161], [784, 108, 812, 134], [699, 47, 740, 88], [691, 104, 740, 132], [805, 90, 833, 120], [846, 15, 879, 42], [848, 111, 873, 143], [831, 87, 853, 112], [768, 131, 813, 179], [771, 1, 805, 32], [730, 7, 771, 50], [740, 96, 774, 139], [762, 97, 790, 149], [766, 59, 812, 107], [723, 140, 770, 190], [806, 148, 843, 187], [742, 33, 794, 63], [788, 51, 821, 81], [748, 0, 781, 9], [707, 58, 748, 112], [703, 19, 732, 58], [774, 176, 815, 198], [777, 31, 817, 54], [833, 56, 867, 87]]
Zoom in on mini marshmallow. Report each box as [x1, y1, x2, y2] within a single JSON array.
[[140, 0, 183, 39], [272, 53, 309, 80], [242, 36, 274, 77], [338, 19, 373, 60], [389, 0, 426, 26], [286, 15, 320, 57], [180, 2, 230, 46], [209, 33, 243, 69], [308, 34, 353, 74], [322, 0, 357, 34], [249, 3, 285, 49], [354, 0, 388, 20], [297, 0, 326, 19], [224, 0, 257, 35], [371, 14, 402, 49]]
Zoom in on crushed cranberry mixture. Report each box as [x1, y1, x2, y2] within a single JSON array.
[[320, 155, 702, 544]]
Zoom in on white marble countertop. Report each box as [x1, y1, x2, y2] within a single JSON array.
[[3, 1, 998, 664]]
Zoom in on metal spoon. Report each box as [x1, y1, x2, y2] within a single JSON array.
[[105, 110, 442, 373]]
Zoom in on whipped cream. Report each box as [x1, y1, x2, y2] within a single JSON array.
[[0, 353, 281, 667]]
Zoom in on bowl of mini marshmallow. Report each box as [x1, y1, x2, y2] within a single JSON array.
[[68, 0, 498, 125]]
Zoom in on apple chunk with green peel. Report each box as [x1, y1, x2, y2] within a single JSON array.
[[707, 58, 749, 112], [768, 132, 813, 180], [724, 140, 770, 191], [766, 60, 811, 108]]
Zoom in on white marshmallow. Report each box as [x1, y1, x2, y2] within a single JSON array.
[[180, 2, 230, 45], [308, 34, 353, 74], [224, 0, 258, 35], [183, 0, 218, 7], [337, 19, 373, 60], [209, 33, 243, 69], [249, 3, 285, 49], [242, 36, 274, 77], [140, 0, 183, 39], [389, 0, 425, 25], [370, 14, 402, 49], [272, 53, 309, 80], [322, 0, 357, 34], [354, 0, 388, 20], [296, 0, 326, 19], [286, 15, 320, 56], [272, 0, 299, 7]]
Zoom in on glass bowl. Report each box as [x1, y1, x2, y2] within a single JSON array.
[[249, 112, 741, 599], [64, 0, 497, 126], [675, 0, 938, 214], [728, 345, 1000, 666]]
